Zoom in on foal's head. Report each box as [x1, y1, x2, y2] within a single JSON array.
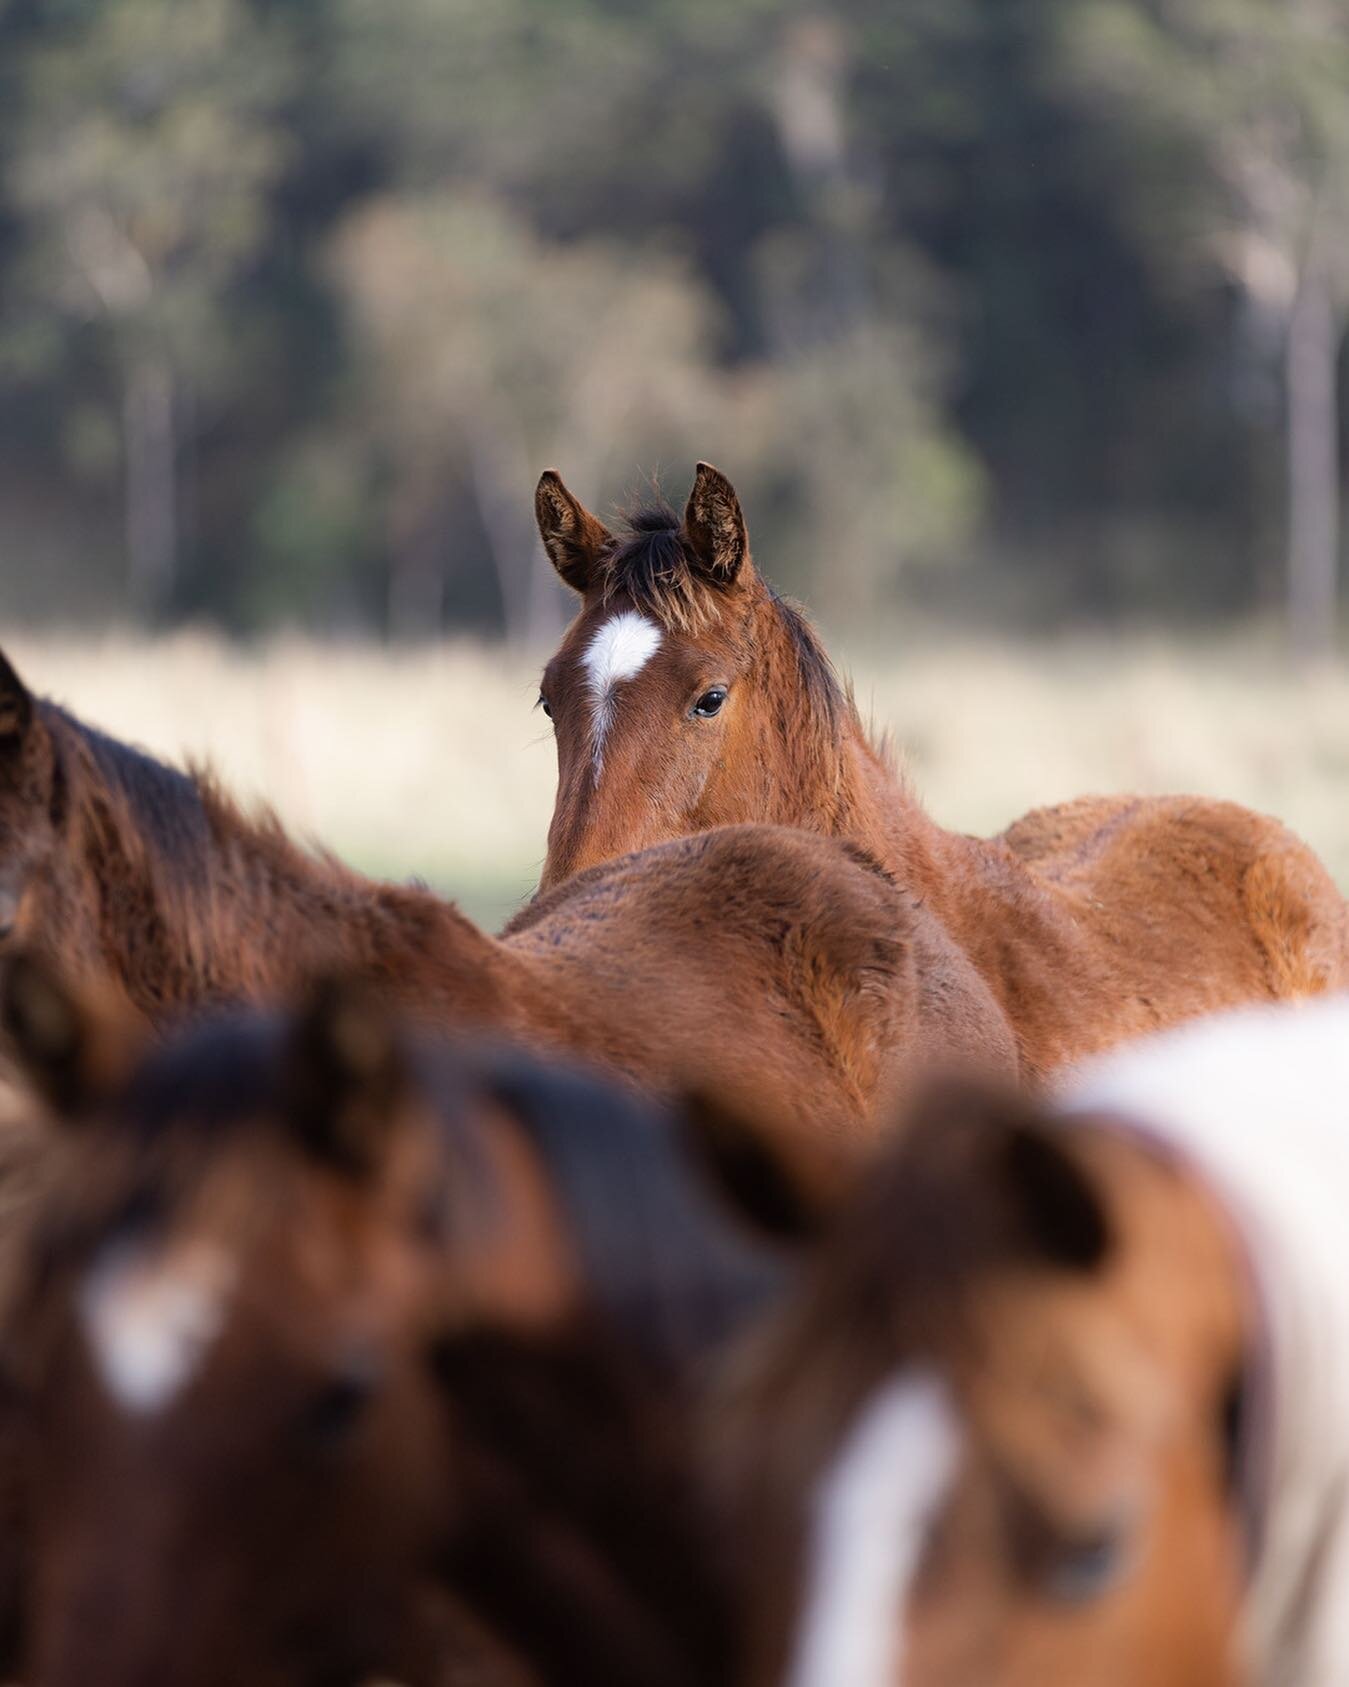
[[715, 1083, 1249, 1687], [0, 961, 781, 1687], [535, 464, 849, 890], [0, 960, 605, 1687]]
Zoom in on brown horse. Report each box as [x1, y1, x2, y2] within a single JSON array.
[[534, 464, 1349, 1075], [711, 994, 1349, 1687], [0, 648, 1020, 1150], [710, 1080, 1249, 1687], [0, 958, 786, 1687]]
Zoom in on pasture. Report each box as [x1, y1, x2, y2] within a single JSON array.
[[14, 626, 1348, 925]]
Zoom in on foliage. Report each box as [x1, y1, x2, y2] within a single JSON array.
[[0, 0, 1347, 637]]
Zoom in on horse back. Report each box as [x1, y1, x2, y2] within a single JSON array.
[[505, 826, 931, 1139], [1000, 792, 1349, 1001]]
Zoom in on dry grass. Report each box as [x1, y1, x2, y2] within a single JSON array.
[[12, 629, 1349, 926]]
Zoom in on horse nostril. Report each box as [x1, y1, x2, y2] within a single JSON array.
[[0, 888, 21, 943]]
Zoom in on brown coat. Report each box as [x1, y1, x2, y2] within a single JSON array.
[[0, 656, 1012, 1146], [534, 464, 1349, 1080]]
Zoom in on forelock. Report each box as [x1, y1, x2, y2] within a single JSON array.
[[598, 501, 723, 633]]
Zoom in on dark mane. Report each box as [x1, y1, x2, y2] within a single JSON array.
[[51, 705, 211, 882], [772, 590, 845, 741], [116, 1013, 285, 1143], [482, 1050, 785, 1372], [598, 500, 717, 634]]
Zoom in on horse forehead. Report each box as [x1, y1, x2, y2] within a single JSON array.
[[580, 609, 664, 696], [786, 1372, 962, 1687], [79, 1234, 238, 1416]]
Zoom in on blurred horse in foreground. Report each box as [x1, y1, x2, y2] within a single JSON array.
[[534, 463, 1349, 1075], [0, 957, 788, 1687], [715, 995, 1349, 1687]]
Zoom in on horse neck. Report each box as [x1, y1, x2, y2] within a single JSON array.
[[836, 729, 947, 879], [59, 722, 516, 1024], [194, 803, 525, 1025], [745, 617, 948, 889]]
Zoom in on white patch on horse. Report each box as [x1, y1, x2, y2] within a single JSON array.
[[581, 610, 662, 781], [80, 1238, 237, 1415], [785, 1372, 961, 1687]]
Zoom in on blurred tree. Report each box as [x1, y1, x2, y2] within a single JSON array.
[[1059, 0, 1349, 659], [0, 0, 1345, 642], [5, 0, 298, 618], [331, 196, 727, 642]]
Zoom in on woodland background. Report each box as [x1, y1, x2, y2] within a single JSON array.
[[3, 0, 1349, 656], [3, 0, 1349, 915]]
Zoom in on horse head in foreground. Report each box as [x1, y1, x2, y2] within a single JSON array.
[[714, 1075, 1252, 1687], [0, 956, 784, 1687], [0, 961, 463, 1686]]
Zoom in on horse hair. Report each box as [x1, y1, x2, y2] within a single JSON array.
[[481, 1049, 787, 1373], [601, 501, 845, 739], [53, 706, 211, 884]]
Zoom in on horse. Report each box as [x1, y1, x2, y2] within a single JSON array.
[[534, 464, 1349, 1076], [710, 993, 1349, 1687], [0, 956, 788, 1687], [0, 647, 1021, 1153]]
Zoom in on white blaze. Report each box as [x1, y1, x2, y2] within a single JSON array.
[[786, 1372, 961, 1687], [80, 1238, 237, 1415], [581, 610, 662, 780]]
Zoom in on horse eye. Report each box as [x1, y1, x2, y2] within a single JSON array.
[[538, 695, 553, 719], [300, 1369, 377, 1451], [692, 688, 727, 718], [1038, 1524, 1132, 1604]]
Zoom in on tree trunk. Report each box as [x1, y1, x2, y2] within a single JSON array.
[[466, 416, 566, 647], [123, 354, 178, 621], [770, 16, 869, 345], [1286, 241, 1342, 666], [387, 525, 445, 641]]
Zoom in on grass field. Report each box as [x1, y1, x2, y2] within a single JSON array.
[[12, 629, 1349, 928]]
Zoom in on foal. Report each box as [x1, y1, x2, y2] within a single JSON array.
[[0, 648, 1020, 1145], [535, 465, 1349, 1073], [716, 995, 1349, 1687], [0, 959, 784, 1687]]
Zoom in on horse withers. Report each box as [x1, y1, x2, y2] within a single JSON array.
[[534, 464, 1349, 1076], [0, 956, 787, 1687], [714, 996, 1349, 1687]]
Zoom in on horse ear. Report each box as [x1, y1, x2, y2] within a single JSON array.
[[913, 1080, 1111, 1272], [682, 462, 749, 589], [0, 952, 142, 1117], [680, 1088, 845, 1245], [535, 471, 613, 594], [285, 977, 410, 1177], [998, 1119, 1112, 1271], [0, 652, 33, 751]]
